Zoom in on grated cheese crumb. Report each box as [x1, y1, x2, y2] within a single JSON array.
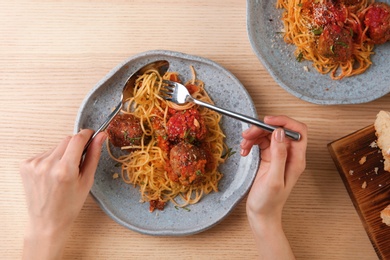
[[112, 173, 119, 179], [362, 181, 367, 189], [359, 156, 367, 165], [369, 141, 378, 148]]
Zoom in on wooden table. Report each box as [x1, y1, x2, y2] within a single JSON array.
[[1, 1, 388, 259]]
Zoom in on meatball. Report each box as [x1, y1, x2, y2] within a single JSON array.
[[168, 142, 208, 186], [167, 108, 207, 142], [317, 24, 353, 62], [310, 2, 347, 27], [364, 2, 390, 44], [106, 114, 143, 147]]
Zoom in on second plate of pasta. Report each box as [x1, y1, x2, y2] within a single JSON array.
[[247, 0, 390, 105]]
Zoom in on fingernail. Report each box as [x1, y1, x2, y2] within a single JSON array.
[[275, 128, 285, 143], [100, 133, 108, 144], [240, 149, 247, 156], [243, 127, 251, 135], [240, 139, 247, 147]]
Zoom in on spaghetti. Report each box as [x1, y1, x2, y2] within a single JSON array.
[[106, 67, 230, 212], [276, 0, 389, 79]]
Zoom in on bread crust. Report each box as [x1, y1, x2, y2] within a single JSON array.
[[374, 110, 390, 172], [381, 204, 390, 226]]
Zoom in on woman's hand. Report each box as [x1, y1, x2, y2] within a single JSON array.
[[241, 115, 308, 259], [20, 129, 107, 260]]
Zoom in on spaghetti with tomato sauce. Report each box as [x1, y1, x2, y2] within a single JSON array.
[[277, 0, 390, 79], [105, 66, 230, 212]]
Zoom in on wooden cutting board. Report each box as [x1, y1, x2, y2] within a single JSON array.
[[328, 125, 390, 259]]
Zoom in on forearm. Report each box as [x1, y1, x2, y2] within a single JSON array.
[[22, 223, 71, 260], [248, 213, 295, 260]]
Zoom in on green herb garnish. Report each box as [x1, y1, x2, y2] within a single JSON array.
[[335, 41, 348, 48], [222, 147, 236, 159], [330, 45, 335, 54], [311, 27, 323, 35], [183, 129, 195, 143], [184, 129, 190, 139], [174, 205, 191, 212], [296, 52, 304, 62]]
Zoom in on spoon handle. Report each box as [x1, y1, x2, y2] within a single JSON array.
[[82, 102, 122, 155]]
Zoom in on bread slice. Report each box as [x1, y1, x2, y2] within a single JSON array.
[[381, 204, 390, 226], [374, 110, 390, 173]]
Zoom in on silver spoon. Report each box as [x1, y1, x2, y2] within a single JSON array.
[[83, 60, 170, 154]]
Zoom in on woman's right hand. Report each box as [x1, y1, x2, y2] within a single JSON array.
[[241, 115, 308, 259]]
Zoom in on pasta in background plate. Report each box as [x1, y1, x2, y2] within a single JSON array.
[[277, 0, 390, 79]]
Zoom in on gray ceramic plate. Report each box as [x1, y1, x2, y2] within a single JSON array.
[[74, 50, 259, 236], [247, 0, 390, 105]]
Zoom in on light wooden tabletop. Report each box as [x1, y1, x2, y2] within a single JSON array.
[[1, 1, 389, 259]]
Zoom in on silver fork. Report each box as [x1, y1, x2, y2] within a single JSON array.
[[160, 80, 301, 141]]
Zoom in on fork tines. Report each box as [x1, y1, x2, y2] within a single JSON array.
[[159, 80, 174, 100]]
